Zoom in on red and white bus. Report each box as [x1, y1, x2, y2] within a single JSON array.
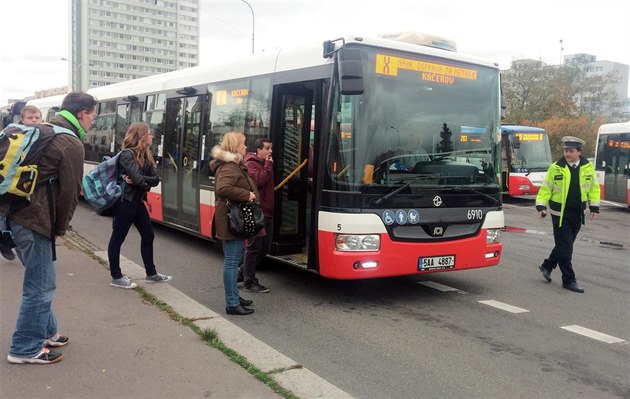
[[28, 33, 504, 279], [500, 125, 552, 198], [594, 121, 630, 208]]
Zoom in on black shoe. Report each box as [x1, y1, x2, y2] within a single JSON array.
[[226, 305, 254, 315], [562, 282, 584, 293], [239, 296, 253, 306], [0, 243, 15, 261], [244, 279, 270, 293], [538, 265, 552, 282]]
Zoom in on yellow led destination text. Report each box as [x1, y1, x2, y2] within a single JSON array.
[[231, 88, 249, 97], [515, 133, 543, 141], [375, 54, 477, 84]]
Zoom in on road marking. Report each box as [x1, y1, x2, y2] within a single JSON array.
[[417, 281, 459, 292], [478, 300, 529, 313], [560, 325, 626, 344]]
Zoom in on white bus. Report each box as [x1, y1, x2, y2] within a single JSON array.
[[594, 121, 630, 208], [28, 33, 504, 279]]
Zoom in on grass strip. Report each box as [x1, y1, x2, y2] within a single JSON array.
[[137, 288, 299, 399]]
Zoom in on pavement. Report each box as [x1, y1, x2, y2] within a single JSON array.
[[0, 230, 353, 399]]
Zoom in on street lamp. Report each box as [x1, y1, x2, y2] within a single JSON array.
[[61, 57, 90, 91], [240, 0, 255, 54]]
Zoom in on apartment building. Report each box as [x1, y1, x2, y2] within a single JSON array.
[[70, 0, 199, 91]]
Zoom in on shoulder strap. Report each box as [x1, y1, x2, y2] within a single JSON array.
[[44, 122, 77, 138]]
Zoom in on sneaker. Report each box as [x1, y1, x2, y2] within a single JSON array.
[[110, 276, 138, 289], [7, 347, 63, 364], [146, 272, 172, 283], [44, 334, 69, 347], [243, 279, 269, 293]]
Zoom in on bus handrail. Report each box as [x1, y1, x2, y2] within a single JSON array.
[[274, 159, 308, 191]]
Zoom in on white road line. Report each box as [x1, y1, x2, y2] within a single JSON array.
[[560, 325, 626, 344], [478, 300, 530, 313], [417, 281, 459, 292]]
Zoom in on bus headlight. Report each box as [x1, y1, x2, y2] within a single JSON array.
[[486, 229, 501, 243], [335, 234, 380, 251]]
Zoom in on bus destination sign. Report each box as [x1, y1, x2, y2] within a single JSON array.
[[375, 54, 477, 85]]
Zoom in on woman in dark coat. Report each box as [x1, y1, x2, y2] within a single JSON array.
[[107, 122, 172, 289], [210, 132, 260, 315]]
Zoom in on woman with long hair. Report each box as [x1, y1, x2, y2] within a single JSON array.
[[209, 132, 259, 315], [107, 122, 172, 289]]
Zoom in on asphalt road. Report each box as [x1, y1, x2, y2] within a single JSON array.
[[70, 199, 630, 399]]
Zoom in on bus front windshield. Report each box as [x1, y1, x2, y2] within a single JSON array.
[[509, 132, 552, 172], [325, 46, 501, 194]]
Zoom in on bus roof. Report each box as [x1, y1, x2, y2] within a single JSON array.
[[501, 125, 546, 133], [87, 33, 499, 102], [26, 94, 66, 109], [598, 121, 630, 134]]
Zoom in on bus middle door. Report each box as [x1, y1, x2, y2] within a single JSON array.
[[161, 95, 204, 232], [271, 86, 313, 258]]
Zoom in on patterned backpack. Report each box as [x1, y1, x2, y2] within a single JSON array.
[[82, 149, 131, 212]]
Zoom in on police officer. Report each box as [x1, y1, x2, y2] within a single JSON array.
[[535, 136, 600, 293]]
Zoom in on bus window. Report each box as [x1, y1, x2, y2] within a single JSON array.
[[145, 94, 166, 165], [206, 76, 271, 171]]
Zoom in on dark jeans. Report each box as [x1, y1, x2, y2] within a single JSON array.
[[542, 214, 582, 284], [242, 217, 273, 282], [107, 199, 156, 279]]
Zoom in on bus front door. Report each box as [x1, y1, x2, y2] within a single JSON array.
[[611, 138, 630, 203], [271, 87, 313, 260], [161, 95, 204, 232]]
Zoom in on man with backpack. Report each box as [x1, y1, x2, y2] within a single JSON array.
[[2, 92, 95, 364]]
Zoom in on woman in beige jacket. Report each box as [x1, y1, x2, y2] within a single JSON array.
[[210, 132, 260, 315]]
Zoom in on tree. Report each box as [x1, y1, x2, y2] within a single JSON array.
[[532, 116, 604, 159], [502, 60, 619, 123], [435, 123, 454, 154]]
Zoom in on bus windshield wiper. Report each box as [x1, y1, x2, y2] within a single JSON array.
[[370, 174, 436, 206]]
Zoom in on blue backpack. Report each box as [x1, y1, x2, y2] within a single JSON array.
[[0, 123, 76, 204], [82, 149, 131, 212]]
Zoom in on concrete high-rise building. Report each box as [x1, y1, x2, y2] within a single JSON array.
[[70, 0, 199, 91], [564, 53, 629, 120]]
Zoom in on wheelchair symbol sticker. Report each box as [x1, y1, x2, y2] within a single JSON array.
[[383, 210, 395, 225]]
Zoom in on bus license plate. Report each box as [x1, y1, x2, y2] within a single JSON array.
[[418, 255, 455, 271]]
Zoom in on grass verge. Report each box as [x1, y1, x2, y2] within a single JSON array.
[[136, 287, 300, 399]]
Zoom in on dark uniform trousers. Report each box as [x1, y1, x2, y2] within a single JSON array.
[[542, 213, 581, 284]]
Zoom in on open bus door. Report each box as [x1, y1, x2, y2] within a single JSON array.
[[269, 84, 315, 268], [160, 94, 206, 232]]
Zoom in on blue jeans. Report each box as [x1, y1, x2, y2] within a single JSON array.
[[8, 222, 57, 357], [222, 239, 244, 307]]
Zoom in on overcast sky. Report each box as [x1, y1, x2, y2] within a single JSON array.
[[1, 0, 629, 106]]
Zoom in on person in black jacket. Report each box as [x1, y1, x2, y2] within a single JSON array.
[[107, 122, 172, 289]]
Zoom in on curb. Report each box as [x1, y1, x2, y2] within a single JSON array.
[[503, 226, 628, 249], [90, 249, 354, 399]]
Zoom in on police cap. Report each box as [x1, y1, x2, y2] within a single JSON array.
[[561, 136, 585, 150]]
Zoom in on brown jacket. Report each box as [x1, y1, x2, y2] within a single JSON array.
[[1, 116, 85, 237], [209, 146, 261, 241]]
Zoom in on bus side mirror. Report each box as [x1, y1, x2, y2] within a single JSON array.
[[337, 48, 364, 95], [500, 94, 507, 120]]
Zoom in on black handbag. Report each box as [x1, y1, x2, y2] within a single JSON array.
[[226, 200, 265, 238], [223, 166, 265, 238]]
